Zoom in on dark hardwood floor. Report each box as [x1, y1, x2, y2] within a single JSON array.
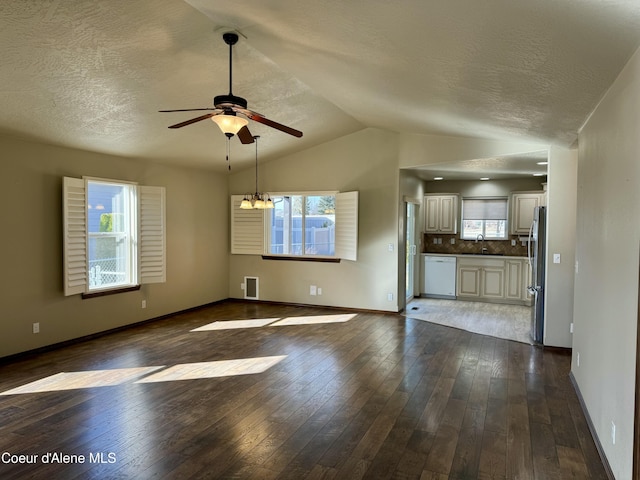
[[0, 300, 608, 479]]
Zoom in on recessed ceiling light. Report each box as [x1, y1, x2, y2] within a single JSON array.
[[537, 161, 549, 165], [434, 177, 443, 180], [533, 173, 545, 177], [480, 177, 490, 181]]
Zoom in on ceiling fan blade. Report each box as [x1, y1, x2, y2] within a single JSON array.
[[237, 108, 303, 138], [237, 126, 255, 144], [159, 108, 217, 113], [167, 113, 215, 129]]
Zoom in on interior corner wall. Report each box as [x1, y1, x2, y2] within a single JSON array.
[[573, 45, 640, 479], [0, 135, 229, 359], [543, 146, 576, 348], [227, 128, 400, 312]]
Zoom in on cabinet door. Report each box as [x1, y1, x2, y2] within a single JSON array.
[[424, 196, 440, 232], [505, 260, 523, 300], [511, 194, 542, 234], [481, 267, 505, 298], [458, 266, 481, 297], [439, 195, 458, 233]]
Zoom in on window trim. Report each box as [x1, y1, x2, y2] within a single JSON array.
[[63, 176, 166, 297], [266, 193, 338, 259], [230, 191, 358, 262]]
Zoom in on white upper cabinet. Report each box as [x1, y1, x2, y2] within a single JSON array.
[[509, 191, 545, 234], [424, 194, 458, 234]]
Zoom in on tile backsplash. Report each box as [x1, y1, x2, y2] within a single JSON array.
[[423, 233, 528, 257]]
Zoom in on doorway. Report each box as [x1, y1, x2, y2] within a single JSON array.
[[405, 202, 418, 304]]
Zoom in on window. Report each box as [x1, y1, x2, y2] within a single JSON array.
[[269, 195, 336, 256], [230, 191, 358, 261], [63, 177, 166, 296], [461, 198, 508, 240]]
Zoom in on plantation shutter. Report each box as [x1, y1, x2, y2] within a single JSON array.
[[335, 191, 359, 261], [230, 195, 265, 254], [139, 186, 166, 284], [63, 177, 87, 296]]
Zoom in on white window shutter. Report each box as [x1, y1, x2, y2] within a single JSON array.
[[63, 177, 87, 296], [335, 191, 359, 261], [230, 195, 265, 254], [139, 186, 166, 284]]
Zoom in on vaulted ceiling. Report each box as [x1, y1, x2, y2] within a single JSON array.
[[2, 1, 640, 175]]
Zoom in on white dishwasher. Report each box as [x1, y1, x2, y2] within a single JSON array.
[[424, 255, 457, 299]]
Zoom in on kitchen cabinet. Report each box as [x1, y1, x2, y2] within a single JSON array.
[[510, 191, 545, 234], [424, 194, 458, 233], [456, 255, 531, 305]]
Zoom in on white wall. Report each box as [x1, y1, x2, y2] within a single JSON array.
[[544, 147, 577, 348], [573, 45, 640, 479], [398, 133, 546, 168], [228, 128, 401, 312], [0, 134, 229, 358]]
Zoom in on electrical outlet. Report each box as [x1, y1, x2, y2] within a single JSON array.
[[511, 239, 516, 246], [570, 322, 573, 333], [575, 261, 579, 274], [310, 285, 317, 296], [240, 283, 245, 290], [387, 293, 393, 301], [577, 352, 580, 367], [450, 238, 455, 245], [141, 300, 146, 309], [388, 243, 394, 252], [317, 287, 322, 295], [33, 323, 40, 334]]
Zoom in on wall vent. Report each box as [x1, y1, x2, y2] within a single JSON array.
[[244, 276, 259, 300]]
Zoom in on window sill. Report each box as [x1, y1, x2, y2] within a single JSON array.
[[82, 285, 141, 299], [261, 255, 340, 263]]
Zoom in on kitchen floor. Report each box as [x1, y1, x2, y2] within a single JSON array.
[[404, 297, 532, 344]]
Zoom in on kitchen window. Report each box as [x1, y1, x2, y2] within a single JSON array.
[[461, 197, 508, 240], [63, 177, 166, 296]]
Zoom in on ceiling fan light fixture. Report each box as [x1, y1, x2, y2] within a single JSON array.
[[211, 113, 248, 135]]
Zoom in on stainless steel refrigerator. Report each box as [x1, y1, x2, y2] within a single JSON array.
[[527, 206, 546, 344]]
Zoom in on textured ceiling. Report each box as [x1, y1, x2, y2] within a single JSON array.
[[2, 1, 640, 174]]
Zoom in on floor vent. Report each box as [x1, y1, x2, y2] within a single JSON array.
[[244, 277, 259, 300]]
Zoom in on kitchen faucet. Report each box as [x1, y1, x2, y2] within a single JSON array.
[[476, 233, 487, 254]]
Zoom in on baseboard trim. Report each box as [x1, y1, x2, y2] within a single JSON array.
[[225, 297, 400, 316], [0, 299, 228, 364], [569, 371, 615, 480]]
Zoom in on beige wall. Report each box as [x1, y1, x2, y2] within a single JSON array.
[[228, 128, 401, 311], [398, 133, 546, 168], [544, 146, 577, 348], [0, 135, 229, 358], [573, 45, 640, 479]]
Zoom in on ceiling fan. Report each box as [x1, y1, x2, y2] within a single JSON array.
[[159, 32, 303, 144]]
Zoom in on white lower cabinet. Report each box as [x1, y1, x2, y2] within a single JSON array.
[[456, 256, 531, 305]]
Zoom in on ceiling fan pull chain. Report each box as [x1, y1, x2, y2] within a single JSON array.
[[226, 133, 232, 170]]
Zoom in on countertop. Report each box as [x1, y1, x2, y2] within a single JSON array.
[[421, 253, 527, 260]]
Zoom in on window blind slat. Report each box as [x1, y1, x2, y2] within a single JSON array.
[[463, 198, 507, 220]]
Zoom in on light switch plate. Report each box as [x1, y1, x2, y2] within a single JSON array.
[[553, 253, 561, 264]]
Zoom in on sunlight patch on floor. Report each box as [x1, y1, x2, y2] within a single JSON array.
[[270, 314, 356, 326], [0, 366, 164, 395], [191, 318, 280, 331], [135, 356, 287, 383]]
